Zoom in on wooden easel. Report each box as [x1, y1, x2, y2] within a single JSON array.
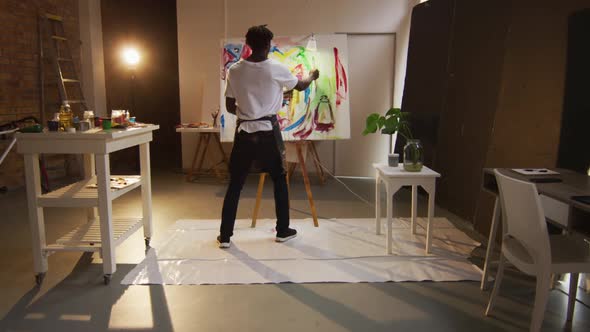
[[185, 130, 228, 181], [251, 141, 324, 228], [286, 141, 326, 185]]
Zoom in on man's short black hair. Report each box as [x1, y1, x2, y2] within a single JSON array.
[[245, 25, 273, 51]]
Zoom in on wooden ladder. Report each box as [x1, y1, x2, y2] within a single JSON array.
[[40, 13, 88, 111], [38, 13, 88, 191]]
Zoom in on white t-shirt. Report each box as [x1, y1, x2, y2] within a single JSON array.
[[225, 58, 298, 133]]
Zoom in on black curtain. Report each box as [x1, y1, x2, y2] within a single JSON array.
[[557, 8, 590, 174]]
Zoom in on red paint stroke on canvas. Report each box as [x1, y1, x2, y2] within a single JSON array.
[[221, 48, 236, 80], [334, 47, 348, 106], [292, 64, 305, 80]]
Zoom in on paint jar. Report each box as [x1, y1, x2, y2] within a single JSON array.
[[83, 111, 95, 129], [102, 117, 112, 130], [79, 120, 90, 132], [47, 120, 59, 132], [111, 110, 124, 124]]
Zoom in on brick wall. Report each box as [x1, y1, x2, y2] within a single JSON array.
[[0, 0, 80, 189]]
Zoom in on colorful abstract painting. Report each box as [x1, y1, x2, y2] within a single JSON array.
[[219, 34, 350, 141]]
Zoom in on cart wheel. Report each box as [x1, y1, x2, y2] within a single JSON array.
[[103, 274, 112, 285], [35, 273, 45, 286], [144, 237, 151, 248]]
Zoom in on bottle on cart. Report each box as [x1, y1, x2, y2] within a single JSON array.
[[58, 103, 73, 131], [83, 110, 95, 129]]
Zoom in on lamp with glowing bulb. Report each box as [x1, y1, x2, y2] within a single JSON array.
[[122, 47, 140, 115], [123, 48, 140, 68]]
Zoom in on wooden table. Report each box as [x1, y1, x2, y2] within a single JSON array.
[[176, 127, 228, 181], [374, 163, 441, 255], [16, 125, 159, 285], [480, 168, 590, 290]]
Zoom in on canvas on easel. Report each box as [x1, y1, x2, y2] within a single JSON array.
[[219, 34, 350, 142]]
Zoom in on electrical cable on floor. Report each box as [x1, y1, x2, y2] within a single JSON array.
[[316, 162, 375, 207], [287, 161, 375, 217], [289, 206, 329, 220]]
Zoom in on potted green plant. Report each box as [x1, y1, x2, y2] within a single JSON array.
[[362, 107, 423, 172]]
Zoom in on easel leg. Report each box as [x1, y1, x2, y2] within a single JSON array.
[[286, 162, 296, 191], [309, 142, 325, 184], [296, 143, 319, 227], [251, 173, 266, 228], [194, 133, 211, 179], [187, 134, 204, 181]]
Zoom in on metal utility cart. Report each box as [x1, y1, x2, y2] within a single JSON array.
[[17, 125, 159, 285]]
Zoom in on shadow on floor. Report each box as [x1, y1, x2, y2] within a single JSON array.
[[0, 253, 173, 332]]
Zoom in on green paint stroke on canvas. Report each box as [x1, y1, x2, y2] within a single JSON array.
[[270, 45, 341, 139]]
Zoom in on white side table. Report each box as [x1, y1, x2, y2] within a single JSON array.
[[374, 163, 441, 255]]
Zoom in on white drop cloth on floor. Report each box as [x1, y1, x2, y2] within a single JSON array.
[[122, 218, 482, 285]]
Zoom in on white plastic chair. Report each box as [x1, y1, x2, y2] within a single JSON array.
[[485, 169, 590, 331]]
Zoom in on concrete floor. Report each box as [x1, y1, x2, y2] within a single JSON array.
[[0, 170, 589, 331]]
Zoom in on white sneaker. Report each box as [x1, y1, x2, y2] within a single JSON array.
[[217, 235, 231, 248], [275, 228, 297, 242]]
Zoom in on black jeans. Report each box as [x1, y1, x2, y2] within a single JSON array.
[[220, 130, 290, 238]]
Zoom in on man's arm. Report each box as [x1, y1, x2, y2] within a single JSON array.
[[294, 69, 320, 91], [226, 97, 237, 115]]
